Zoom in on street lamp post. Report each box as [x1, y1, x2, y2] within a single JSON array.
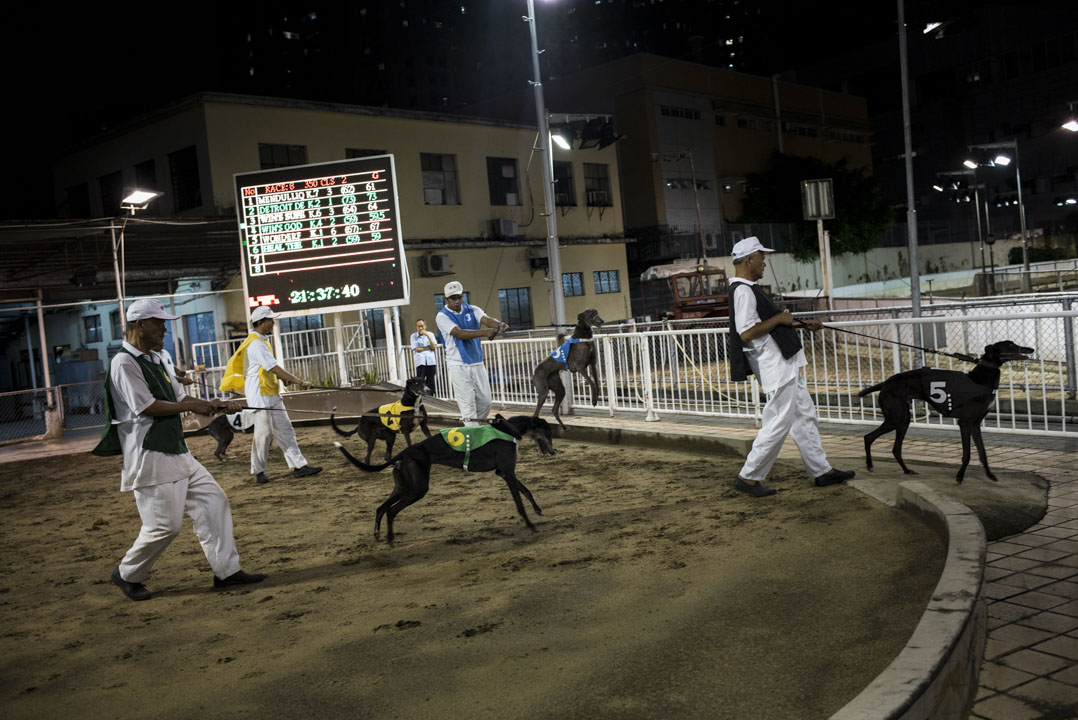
[[111, 189, 164, 333], [935, 170, 985, 270], [524, 0, 567, 328], [967, 140, 1030, 292]]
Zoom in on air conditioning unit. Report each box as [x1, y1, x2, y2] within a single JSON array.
[[491, 218, 520, 238], [526, 247, 549, 271], [586, 190, 610, 206], [419, 253, 452, 276], [555, 192, 571, 206]]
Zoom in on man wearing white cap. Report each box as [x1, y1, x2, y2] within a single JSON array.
[[94, 299, 265, 600], [435, 280, 509, 425], [727, 237, 854, 497], [220, 305, 321, 484]]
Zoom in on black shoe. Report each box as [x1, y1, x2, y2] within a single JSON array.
[[111, 567, 151, 601], [733, 476, 776, 497], [293, 465, 322, 478], [213, 570, 266, 588], [815, 468, 855, 487], [255, 472, 269, 484]]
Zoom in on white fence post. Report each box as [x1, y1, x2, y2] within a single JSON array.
[[640, 335, 660, 422], [602, 335, 617, 417]]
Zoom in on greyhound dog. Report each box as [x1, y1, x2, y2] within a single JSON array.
[[859, 340, 1034, 483], [330, 377, 432, 463], [335, 414, 555, 543], [532, 308, 604, 428]]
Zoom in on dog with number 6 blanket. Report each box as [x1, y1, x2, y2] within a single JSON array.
[[335, 414, 555, 543]]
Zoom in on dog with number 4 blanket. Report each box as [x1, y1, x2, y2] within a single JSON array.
[[858, 340, 1034, 483]]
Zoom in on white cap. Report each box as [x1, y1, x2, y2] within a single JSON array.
[[126, 298, 178, 322], [251, 306, 279, 322], [731, 236, 776, 261], [443, 280, 463, 297]]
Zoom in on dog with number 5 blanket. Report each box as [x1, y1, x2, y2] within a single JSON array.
[[335, 414, 555, 543], [859, 340, 1034, 483]]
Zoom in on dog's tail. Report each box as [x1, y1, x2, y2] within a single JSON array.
[[858, 382, 885, 397], [333, 442, 399, 472], [329, 412, 359, 438]]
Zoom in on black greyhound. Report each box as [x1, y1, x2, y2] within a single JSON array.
[[335, 414, 555, 543], [330, 377, 432, 463], [532, 308, 604, 428], [859, 340, 1034, 483]]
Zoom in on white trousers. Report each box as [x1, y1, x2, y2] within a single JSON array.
[[119, 464, 241, 582], [447, 363, 493, 426], [250, 396, 308, 474], [739, 375, 832, 482]]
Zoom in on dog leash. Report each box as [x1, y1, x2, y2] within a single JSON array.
[[796, 321, 980, 363]]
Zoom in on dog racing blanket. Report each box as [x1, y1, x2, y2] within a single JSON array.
[[914, 369, 995, 416], [378, 400, 415, 432], [550, 337, 580, 369], [439, 426, 518, 470]]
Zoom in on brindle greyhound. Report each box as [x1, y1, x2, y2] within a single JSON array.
[[532, 308, 604, 428], [859, 340, 1034, 483]]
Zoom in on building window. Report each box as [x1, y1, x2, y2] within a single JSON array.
[[562, 272, 584, 297], [169, 145, 202, 212], [258, 143, 308, 170], [660, 105, 701, 120], [99, 171, 123, 215], [279, 315, 323, 333], [84, 315, 103, 343], [420, 153, 460, 205], [486, 157, 521, 206], [737, 117, 757, 130], [554, 162, 576, 206], [110, 310, 122, 340], [593, 270, 620, 294], [498, 288, 532, 330], [584, 163, 612, 206], [66, 182, 90, 217], [345, 148, 385, 158]]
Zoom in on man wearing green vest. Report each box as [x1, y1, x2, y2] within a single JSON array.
[[95, 299, 265, 601]]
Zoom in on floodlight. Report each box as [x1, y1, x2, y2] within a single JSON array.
[[1064, 120, 1078, 132], [993, 155, 1011, 166], [932, 184, 944, 192], [963, 159, 978, 169], [122, 189, 164, 206]]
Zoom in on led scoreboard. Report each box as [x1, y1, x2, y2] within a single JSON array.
[[234, 155, 409, 316]]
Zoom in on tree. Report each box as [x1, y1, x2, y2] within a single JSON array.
[[738, 153, 891, 262]]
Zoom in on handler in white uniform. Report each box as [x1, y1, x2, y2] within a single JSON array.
[[95, 299, 265, 601], [435, 280, 509, 426], [236, 306, 322, 484], [727, 237, 854, 497]]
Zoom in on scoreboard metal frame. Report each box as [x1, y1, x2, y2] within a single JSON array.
[[233, 155, 409, 318]]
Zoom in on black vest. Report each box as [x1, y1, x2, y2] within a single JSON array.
[[728, 280, 803, 382]]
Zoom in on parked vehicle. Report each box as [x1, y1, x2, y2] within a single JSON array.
[[640, 260, 730, 320]]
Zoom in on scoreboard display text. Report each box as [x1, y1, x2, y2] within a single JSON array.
[[233, 155, 409, 315]]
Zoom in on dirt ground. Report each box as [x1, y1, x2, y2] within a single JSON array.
[[0, 423, 951, 720]]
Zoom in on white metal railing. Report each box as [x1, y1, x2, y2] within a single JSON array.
[[182, 309, 1078, 438]]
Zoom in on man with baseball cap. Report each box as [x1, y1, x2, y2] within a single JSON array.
[[220, 305, 321, 484], [727, 237, 854, 497], [435, 280, 509, 425], [95, 298, 265, 600]]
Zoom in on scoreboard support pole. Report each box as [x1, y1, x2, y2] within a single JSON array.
[[272, 322, 284, 367], [333, 312, 350, 387], [383, 309, 400, 384]]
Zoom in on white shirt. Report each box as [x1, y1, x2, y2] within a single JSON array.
[[410, 331, 437, 366], [109, 341, 203, 491], [243, 332, 279, 408], [730, 278, 805, 394], [436, 305, 488, 367]]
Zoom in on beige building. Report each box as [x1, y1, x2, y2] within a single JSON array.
[[52, 92, 631, 343]]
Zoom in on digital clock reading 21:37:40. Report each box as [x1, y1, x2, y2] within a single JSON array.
[[290, 285, 364, 304]]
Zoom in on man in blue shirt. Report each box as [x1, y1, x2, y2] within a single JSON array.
[[435, 280, 509, 425]]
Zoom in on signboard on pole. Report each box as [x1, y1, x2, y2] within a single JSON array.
[[233, 155, 409, 317], [801, 178, 836, 221]]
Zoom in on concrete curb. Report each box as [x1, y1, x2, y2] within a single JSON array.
[[552, 422, 752, 458], [832, 480, 987, 720]]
